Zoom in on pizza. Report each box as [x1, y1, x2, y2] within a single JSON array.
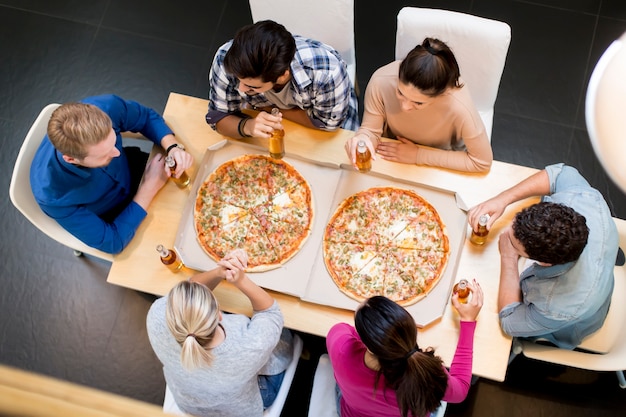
[[323, 187, 449, 306], [194, 154, 313, 272]]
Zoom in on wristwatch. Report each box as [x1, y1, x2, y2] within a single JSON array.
[[166, 143, 185, 154]]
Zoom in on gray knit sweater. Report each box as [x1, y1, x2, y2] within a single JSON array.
[[147, 298, 292, 417]]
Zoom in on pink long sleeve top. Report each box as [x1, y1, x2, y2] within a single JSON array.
[[327, 321, 476, 417]]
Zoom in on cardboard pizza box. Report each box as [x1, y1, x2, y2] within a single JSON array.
[[175, 140, 467, 327]]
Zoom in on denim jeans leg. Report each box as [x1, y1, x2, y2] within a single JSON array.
[[258, 371, 286, 409]]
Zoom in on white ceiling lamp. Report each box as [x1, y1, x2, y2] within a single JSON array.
[[586, 31, 626, 193]]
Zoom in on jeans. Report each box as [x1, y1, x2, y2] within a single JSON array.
[[258, 371, 285, 409]]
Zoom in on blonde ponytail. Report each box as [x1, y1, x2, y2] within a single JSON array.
[[166, 281, 221, 370]]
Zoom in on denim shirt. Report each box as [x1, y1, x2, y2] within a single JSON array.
[[499, 163, 618, 349]]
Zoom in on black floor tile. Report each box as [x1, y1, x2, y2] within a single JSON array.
[[68, 28, 209, 112], [0, 7, 96, 122], [3, 1, 626, 416], [496, 3, 596, 125], [0, 0, 109, 24], [102, 0, 226, 48], [492, 113, 576, 169]]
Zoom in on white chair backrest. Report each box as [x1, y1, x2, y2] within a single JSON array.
[[576, 218, 626, 353], [395, 7, 511, 140], [248, 0, 356, 86], [9, 104, 114, 261]]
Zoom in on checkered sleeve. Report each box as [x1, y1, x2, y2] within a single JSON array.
[[294, 39, 359, 131], [206, 42, 243, 127]]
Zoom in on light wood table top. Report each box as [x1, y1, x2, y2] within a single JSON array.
[[107, 92, 540, 381]]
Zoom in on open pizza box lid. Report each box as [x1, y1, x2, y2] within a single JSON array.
[[175, 140, 468, 327]]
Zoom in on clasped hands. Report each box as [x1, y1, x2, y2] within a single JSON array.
[[217, 249, 249, 282]]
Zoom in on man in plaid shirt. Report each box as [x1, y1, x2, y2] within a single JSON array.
[[206, 20, 359, 139]]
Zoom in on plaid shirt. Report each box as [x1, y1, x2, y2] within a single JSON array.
[[206, 36, 359, 131]]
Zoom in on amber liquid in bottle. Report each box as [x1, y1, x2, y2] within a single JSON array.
[[355, 140, 372, 172], [470, 214, 490, 245], [269, 108, 285, 159], [156, 244, 183, 272], [452, 279, 471, 304], [165, 155, 190, 188]]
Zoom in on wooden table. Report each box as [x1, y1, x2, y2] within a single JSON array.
[[107, 92, 540, 382]]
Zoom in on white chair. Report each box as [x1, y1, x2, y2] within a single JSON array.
[[307, 354, 447, 417], [395, 7, 511, 141], [307, 354, 338, 417], [519, 217, 626, 388], [163, 334, 303, 416], [248, 0, 357, 88], [9, 104, 114, 262]]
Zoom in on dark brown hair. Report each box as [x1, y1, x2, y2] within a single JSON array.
[[399, 37, 462, 97], [224, 20, 296, 83], [355, 296, 447, 417], [513, 202, 589, 264]]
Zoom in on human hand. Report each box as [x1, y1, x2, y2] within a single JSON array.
[[218, 249, 248, 282], [344, 134, 377, 166], [451, 279, 483, 321], [376, 137, 419, 164], [498, 227, 521, 262], [166, 146, 193, 179], [467, 197, 507, 232], [246, 111, 282, 138]]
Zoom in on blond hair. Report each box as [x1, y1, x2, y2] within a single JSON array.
[[166, 281, 221, 370], [47, 102, 112, 159]]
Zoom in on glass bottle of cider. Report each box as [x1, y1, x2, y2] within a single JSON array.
[[165, 155, 190, 188], [452, 279, 471, 304], [470, 214, 490, 245], [156, 244, 184, 272], [268, 108, 285, 159], [355, 140, 372, 172]]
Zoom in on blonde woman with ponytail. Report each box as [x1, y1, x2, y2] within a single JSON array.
[[327, 280, 483, 417], [147, 249, 294, 417]]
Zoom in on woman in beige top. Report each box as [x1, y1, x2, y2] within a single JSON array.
[[346, 38, 493, 173]]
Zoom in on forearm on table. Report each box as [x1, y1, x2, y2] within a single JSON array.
[[215, 115, 249, 138], [189, 267, 227, 290], [234, 276, 274, 311], [414, 146, 491, 173], [279, 107, 317, 129], [496, 169, 551, 206], [159, 134, 178, 151]]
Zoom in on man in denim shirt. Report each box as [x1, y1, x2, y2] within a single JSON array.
[[468, 163, 618, 349]]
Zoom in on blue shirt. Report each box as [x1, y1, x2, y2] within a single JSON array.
[[30, 95, 173, 254], [499, 164, 619, 349], [206, 36, 359, 131]]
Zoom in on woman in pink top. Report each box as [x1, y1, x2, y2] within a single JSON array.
[[345, 38, 493, 173], [327, 280, 483, 417]]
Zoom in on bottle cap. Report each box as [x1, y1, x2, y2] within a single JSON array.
[[164, 155, 175, 168], [271, 107, 280, 116], [457, 279, 468, 289], [357, 140, 366, 150], [156, 244, 167, 256], [478, 214, 490, 225]]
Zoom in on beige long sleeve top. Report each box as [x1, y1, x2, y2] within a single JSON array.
[[357, 61, 493, 172]]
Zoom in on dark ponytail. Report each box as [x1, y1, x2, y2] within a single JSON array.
[[355, 296, 448, 417], [399, 37, 463, 97]]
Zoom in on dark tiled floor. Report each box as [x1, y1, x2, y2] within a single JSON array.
[[1, 0, 626, 416]]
